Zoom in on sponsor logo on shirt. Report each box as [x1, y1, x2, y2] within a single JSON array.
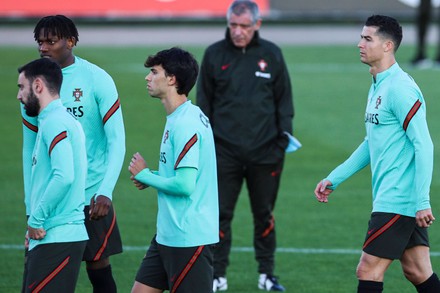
[[160, 152, 166, 164], [221, 63, 231, 70], [66, 106, 84, 118], [365, 112, 379, 125], [255, 71, 271, 79]]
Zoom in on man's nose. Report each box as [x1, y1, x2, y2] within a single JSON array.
[[39, 43, 48, 52]]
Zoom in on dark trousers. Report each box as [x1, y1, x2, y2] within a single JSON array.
[[415, 0, 440, 60], [416, 0, 432, 57], [214, 150, 284, 277]]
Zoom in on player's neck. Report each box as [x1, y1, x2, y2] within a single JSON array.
[[162, 94, 188, 115], [369, 57, 396, 79], [60, 54, 75, 69]]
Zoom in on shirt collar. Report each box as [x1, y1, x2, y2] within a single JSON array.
[[373, 62, 400, 86], [38, 99, 63, 122]]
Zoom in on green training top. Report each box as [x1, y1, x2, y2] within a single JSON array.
[[28, 99, 88, 250], [61, 56, 125, 202], [326, 63, 433, 217], [22, 56, 126, 210], [135, 101, 219, 247]]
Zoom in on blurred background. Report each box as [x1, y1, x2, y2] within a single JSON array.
[[0, 0, 426, 24], [2, 0, 438, 49]]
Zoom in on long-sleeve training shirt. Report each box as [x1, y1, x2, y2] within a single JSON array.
[[22, 56, 126, 209], [135, 101, 219, 247], [28, 99, 88, 250], [326, 63, 433, 217]]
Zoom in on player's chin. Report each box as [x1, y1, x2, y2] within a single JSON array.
[[360, 58, 369, 65]]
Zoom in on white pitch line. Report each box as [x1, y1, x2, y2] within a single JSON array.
[[2, 244, 440, 256]]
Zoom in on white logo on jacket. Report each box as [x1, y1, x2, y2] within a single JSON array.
[[255, 71, 271, 79]]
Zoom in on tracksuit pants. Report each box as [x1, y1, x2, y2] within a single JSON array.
[[213, 149, 284, 277]]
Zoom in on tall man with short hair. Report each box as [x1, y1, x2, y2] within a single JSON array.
[[128, 47, 219, 293], [315, 15, 440, 293], [21, 15, 126, 292], [18, 57, 88, 293]]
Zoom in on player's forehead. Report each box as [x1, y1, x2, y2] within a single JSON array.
[[36, 28, 62, 41], [151, 64, 165, 73], [361, 26, 379, 38], [17, 72, 29, 87], [228, 11, 254, 25]]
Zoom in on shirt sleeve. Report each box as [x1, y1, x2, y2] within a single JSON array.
[[273, 50, 294, 136], [94, 69, 126, 200], [21, 104, 38, 216], [28, 127, 75, 228], [325, 139, 371, 189], [135, 167, 197, 197], [391, 87, 433, 211]]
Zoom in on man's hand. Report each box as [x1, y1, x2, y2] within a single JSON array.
[[129, 152, 148, 177], [27, 226, 46, 240], [24, 230, 29, 249], [416, 208, 435, 228], [89, 195, 111, 221], [130, 175, 149, 190], [314, 179, 334, 203]]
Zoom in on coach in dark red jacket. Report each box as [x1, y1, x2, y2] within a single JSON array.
[[196, 1, 294, 291]]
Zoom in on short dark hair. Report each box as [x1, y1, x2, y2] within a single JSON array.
[[365, 15, 402, 52], [144, 47, 199, 96], [34, 15, 79, 45], [18, 58, 63, 95]]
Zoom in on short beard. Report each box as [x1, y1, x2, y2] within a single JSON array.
[[24, 89, 40, 117]]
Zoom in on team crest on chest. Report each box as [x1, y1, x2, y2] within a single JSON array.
[[73, 88, 83, 102], [375, 96, 382, 109], [163, 130, 169, 144], [258, 59, 268, 71]]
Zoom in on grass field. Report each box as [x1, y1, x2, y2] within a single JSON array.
[[1, 43, 440, 293]]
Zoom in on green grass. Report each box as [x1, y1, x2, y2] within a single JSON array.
[[1, 44, 440, 292]]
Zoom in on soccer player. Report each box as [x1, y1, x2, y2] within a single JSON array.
[[197, 0, 293, 291], [314, 15, 440, 293], [20, 15, 126, 292], [18, 57, 88, 293], [128, 47, 219, 293]]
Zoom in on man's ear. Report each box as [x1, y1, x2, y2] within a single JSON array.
[[167, 74, 177, 86], [67, 37, 76, 49], [255, 18, 262, 30], [384, 40, 394, 53], [32, 77, 44, 95]]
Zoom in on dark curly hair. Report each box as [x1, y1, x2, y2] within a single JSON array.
[[145, 47, 199, 96], [34, 15, 79, 45]]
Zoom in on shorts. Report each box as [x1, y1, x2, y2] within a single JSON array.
[[24, 241, 86, 293], [135, 236, 214, 293], [82, 205, 123, 262], [362, 212, 429, 259]]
